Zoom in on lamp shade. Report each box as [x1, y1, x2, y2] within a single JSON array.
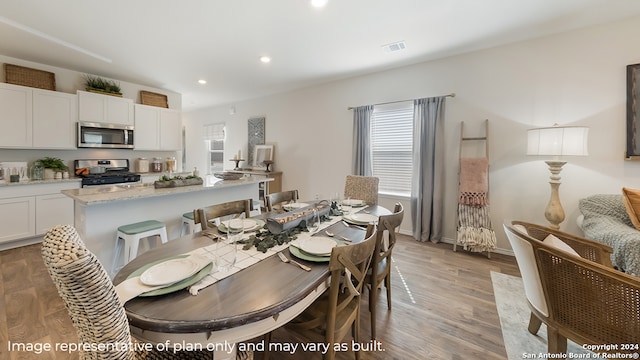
[[527, 126, 589, 156]]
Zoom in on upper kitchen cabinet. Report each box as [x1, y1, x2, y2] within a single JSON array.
[[0, 83, 32, 147], [33, 89, 77, 149], [0, 83, 77, 149], [78, 90, 134, 126], [134, 104, 182, 150]]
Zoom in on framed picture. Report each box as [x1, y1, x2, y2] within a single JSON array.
[[627, 63, 640, 159], [252, 144, 274, 170]]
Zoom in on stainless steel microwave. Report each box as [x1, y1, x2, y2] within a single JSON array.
[[77, 122, 134, 149]]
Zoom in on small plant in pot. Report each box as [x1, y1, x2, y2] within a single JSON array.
[[38, 157, 68, 179], [84, 74, 122, 96]]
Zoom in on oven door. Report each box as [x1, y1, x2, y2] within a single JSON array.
[[78, 122, 134, 149]]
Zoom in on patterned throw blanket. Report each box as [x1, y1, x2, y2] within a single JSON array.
[[456, 158, 496, 252], [579, 194, 640, 277]]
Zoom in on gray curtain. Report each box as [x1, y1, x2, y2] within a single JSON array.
[[352, 105, 374, 176], [411, 97, 446, 242]]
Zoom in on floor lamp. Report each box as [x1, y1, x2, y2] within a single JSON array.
[[527, 125, 589, 229]]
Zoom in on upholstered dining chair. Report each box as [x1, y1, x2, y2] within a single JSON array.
[[344, 175, 379, 205], [193, 199, 253, 230], [365, 202, 404, 339], [264, 224, 377, 360], [503, 222, 639, 354], [264, 190, 299, 212], [40, 224, 220, 360]]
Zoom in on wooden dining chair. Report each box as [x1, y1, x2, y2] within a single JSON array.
[[40, 224, 218, 360], [193, 199, 253, 230], [344, 175, 379, 205], [264, 190, 299, 212], [265, 224, 377, 360], [365, 202, 404, 339]]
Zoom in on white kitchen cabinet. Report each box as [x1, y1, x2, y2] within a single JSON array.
[[35, 193, 74, 234], [0, 196, 36, 243], [78, 90, 134, 126], [0, 83, 33, 148], [134, 104, 181, 150], [33, 89, 77, 149]]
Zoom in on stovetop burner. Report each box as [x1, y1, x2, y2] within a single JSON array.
[[75, 159, 141, 187]]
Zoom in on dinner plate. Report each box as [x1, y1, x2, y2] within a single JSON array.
[[140, 256, 204, 286], [342, 199, 365, 206], [219, 219, 264, 232], [289, 245, 330, 262], [282, 202, 309, 210], [128, 255, 213, 297], [299, 236, 337, 255], [343, 213, 378, 225]]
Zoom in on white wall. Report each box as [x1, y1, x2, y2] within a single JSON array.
[[183, 15, 640, 253]]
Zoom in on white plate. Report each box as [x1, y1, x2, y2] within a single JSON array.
[[140, 257, 204, 286], [283, 202, 309, 210], [345, 213, 378, 224], [300, 236, 337, 256], [342, 199, 365, 206], [221, 219, 257, 231]]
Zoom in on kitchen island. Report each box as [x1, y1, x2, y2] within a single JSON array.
[[62, 176, 267, 276]]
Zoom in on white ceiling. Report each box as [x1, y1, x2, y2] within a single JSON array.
[[1, 0, 640, 111]]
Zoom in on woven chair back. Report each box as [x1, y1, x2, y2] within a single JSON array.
[[344, 175, 379, 205]]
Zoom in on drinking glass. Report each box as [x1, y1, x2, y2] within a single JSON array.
[[217, 213, 244, 272], [306, 209, 320, 234]]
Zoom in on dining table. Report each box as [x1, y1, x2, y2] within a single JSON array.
[[112, 201, 391, 357]]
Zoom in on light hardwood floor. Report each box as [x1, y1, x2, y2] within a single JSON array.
[[0, 235, 520, 360]]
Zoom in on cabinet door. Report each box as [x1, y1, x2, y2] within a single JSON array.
[[134, 104, 160, 149], [106, 96, 134, 125], [35, 194, 74, 235], [160, 109, 182, 150], [33, 90, 77, 149], [78, 90, 105, 122], [0, 83, 32, 147], [0, 196, 35, 243]]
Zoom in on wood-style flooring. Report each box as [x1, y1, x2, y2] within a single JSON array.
[[0, 235, 520, 360]]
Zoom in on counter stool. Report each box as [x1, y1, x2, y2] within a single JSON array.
[[180, 211, 200, 236], [112, 220, 168, 275]]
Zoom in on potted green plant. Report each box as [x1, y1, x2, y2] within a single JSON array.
[[84, 74, 123, 97], [38, 157, 68, 179]]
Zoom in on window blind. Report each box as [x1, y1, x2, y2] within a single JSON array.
[[370, 106, 413, 195]]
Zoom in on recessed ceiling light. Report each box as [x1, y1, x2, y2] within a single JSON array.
[[311, 0, 328, 7], [198, 79, 207, 84], [260, 56, 271, 63]]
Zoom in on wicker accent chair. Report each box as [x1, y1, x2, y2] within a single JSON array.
[[504, 221, 640, 354], [193, 199, 252, 230], [40, 224, 216, 359], [344, 175, 379, 205], [365, 202, 404, 339], [264, 190, 299, 212]]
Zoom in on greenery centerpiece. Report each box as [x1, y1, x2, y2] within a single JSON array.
[[83, 74, 122, 97], [154, 174, 203, 188]]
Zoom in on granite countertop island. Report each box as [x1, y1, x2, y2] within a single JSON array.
[[63, 176, 270, 276]]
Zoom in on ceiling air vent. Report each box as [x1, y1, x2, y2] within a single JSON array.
[[382, 41, 406, 53]]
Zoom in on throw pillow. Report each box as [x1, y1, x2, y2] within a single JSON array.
[[622, 187, 640, 230], [543, 234, 580, 257]]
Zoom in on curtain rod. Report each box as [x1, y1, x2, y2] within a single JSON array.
[[347, 92, 456, 110]]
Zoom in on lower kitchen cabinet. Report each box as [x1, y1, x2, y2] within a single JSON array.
[[35, 193, 74, 234], [0, 196, 35, 243]]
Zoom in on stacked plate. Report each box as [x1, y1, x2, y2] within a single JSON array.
[[130, 254, 213, 296], [343, 212, 378, 225], [219, 218, 264, 232], [289, 236, 338, 262], [342, 199, 366, 207], [282, 202, 309, 211]]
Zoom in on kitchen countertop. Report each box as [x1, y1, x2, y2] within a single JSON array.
[[62, 176, 271, 205]]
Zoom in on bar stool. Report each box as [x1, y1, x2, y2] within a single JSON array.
[[180, 211, 199, 236], [112, 220, 168, 275]]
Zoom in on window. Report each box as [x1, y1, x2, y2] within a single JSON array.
[[203, 123, 225, 174], [370, 103, 413, 196]]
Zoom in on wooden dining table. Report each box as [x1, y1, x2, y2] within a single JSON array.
[[112, 203, 390, 350]]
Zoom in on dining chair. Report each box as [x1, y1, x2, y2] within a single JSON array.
[[264, 189, 299, 212], [365, 202, 404, 339], [344, 175, 379, 205], [265, 224, 378, 360], [503, 221, 639, 354], [40, 224, 218, 359], [193, 199, 253, 230]]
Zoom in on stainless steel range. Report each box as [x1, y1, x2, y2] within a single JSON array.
[[75, 159, 141, 187]]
